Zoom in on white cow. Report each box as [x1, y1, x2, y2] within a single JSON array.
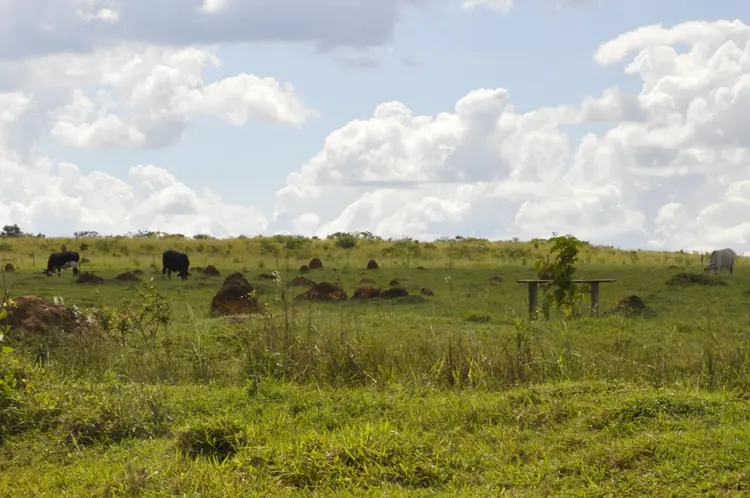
[[704, 248, 737, 275]]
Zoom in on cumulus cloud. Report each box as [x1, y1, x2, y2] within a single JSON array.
[[272, 19, 750, 252], [0, 0, 428, 60], [0, 42, 305, 235], [0, 152, 267, 237], [0, 44, 316, 149]]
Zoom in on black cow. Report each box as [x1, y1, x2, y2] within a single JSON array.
[[162, 250, 192, 280], [42, 251, 80, 277]]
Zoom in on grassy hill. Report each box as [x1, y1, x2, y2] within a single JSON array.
[[1, 234, 748, 496]]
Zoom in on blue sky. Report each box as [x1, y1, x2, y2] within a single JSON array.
[[4, 0, 750, 250]]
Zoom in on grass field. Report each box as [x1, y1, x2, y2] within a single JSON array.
[[1, 234, 749, 496]]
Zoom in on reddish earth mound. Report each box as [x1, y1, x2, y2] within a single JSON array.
[[77, 272, 104, 284], [222, 271, 247, 287], [367, 259, 379, 270], [3, 263, 15, 272], [388, 279, 400, 286], [210, 274, 260, 316], [259, 273, 277, 280], [1, 295, 82, 336], [203, 265, 220, 277], [295, 281, 347, 301], [115, 271, 140, 282], [299, 265, 310, 274], [379, 287, 409, 299], [420, 287, 434, 296], [616, 295, 647, 313], [308, 257, 323, 270], [351, 285, 383, 300]]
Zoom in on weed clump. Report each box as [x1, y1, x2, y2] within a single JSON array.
[[464, 312, 491, 323], [589, 393, 718, 430], [176, 418, 247, 462], [666, 272, 727, 286]]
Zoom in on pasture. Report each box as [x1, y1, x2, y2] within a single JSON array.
[[1, 234, 749, 496]]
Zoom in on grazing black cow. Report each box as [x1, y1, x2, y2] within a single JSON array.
[[42, 251, 80, 277], [162, 250, 192, 280]]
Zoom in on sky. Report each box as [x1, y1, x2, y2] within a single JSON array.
[[2, 0, 750, 252]]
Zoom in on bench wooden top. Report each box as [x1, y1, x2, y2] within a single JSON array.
[[516, 279, 616, 283]]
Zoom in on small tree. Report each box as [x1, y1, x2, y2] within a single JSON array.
[[1, 225, 22, 237], [334, 234, 357, 250], [534, 233, 585, 319]]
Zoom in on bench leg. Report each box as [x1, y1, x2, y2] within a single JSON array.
[[590, 282, 600, 316], [528, 283, 539, 320]]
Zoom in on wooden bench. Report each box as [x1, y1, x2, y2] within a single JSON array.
[[516, 279, 616, 320]]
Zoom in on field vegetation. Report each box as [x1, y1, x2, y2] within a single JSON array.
[[1, 229, 749, 496]]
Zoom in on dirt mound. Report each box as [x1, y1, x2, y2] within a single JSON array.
[[203, 265, 220, 277], [289, 276, 315, 288], [3, 263, 14, 272], [295, 281, 347, 301], [388, 279, 400, 286], [80, 258, 90, 264], [1, 295, 81, 336], [666, 272, 726, 287], [77, 271, 104, 285], [667, 264, 684, 270], [615, 295, 646, 313], [416, 266, 426, 270], [379, 287, 409, 299], [359, 277, 375, 284], [210, 275, 259, 316], [420, 287, 434, 296], [299, 265, 310, 274], [222, 272, 248, 287], [488, 275, 503, 284], [367, 259, 379, 270], [308, 257, 323, 270], [115, 271, 140, 282], [351, 285, 383, 300], [259, 273, 277, 280], [133, 269, 146, 276]]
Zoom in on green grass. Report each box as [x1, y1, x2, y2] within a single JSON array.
[[1, 235, 748, 495]]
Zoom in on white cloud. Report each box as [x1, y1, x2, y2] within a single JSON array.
[[0, 44, 315, 149], [0, 42, 306, 235], [461, 0, 514, 13], [0, 154, 267, 237], [0, 0, 427, 60], [272, 19, 750, 252]]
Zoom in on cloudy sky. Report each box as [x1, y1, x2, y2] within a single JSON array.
[[2, 0, 750, 251]]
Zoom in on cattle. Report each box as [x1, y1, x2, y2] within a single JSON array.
[[704, 248, 737, 275], [162, 250, 192, 280], [42, 251, 80, 277]]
